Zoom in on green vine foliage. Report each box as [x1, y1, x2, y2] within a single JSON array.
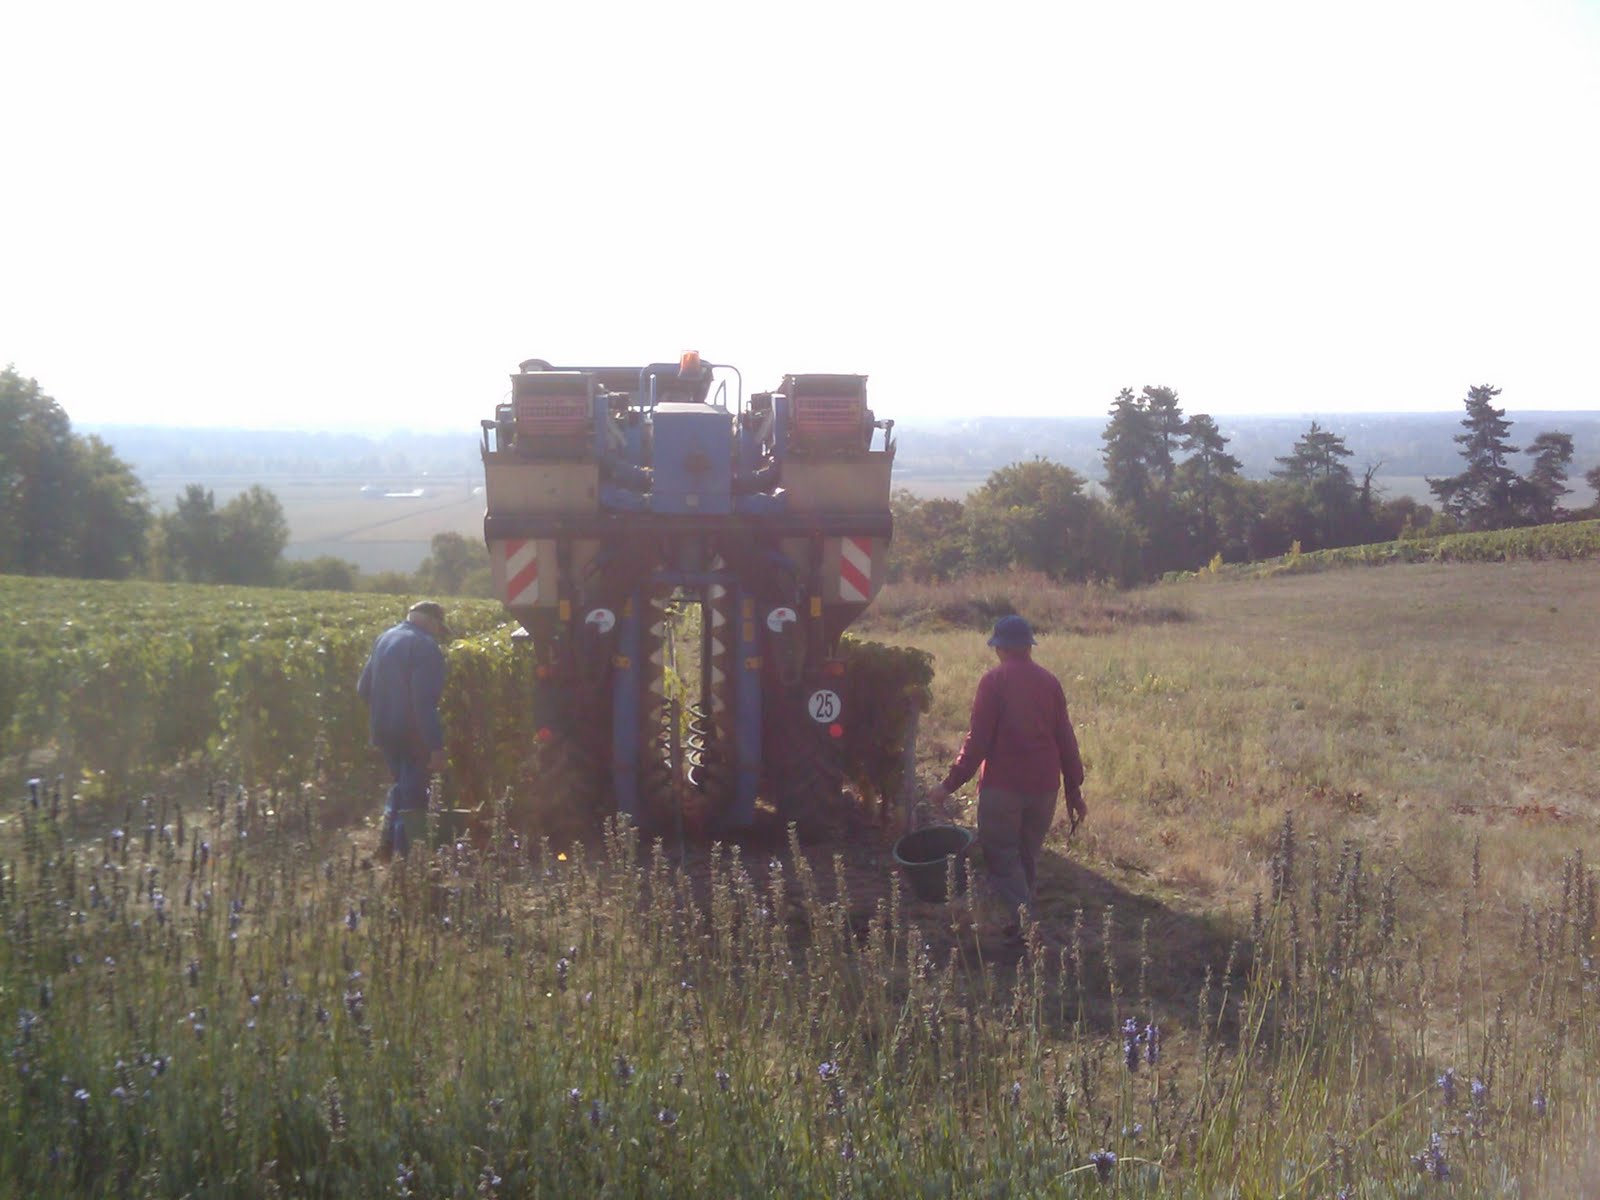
[[1168, 517, 1600, 583], [435, 626, 537, 810], [0, 579, 508, 797], [836, 634, 934, 808], [1, 577, 934, 821]]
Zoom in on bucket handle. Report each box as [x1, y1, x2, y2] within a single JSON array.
[[910, 782, 966, 833]]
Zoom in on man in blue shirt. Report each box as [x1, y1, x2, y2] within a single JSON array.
[[357, 601, 450, 859]]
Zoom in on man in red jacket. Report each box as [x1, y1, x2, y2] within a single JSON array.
[[926, 615, 1085, 941]]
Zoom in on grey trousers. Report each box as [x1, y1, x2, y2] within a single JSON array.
[[977, 785, 1058, 922]]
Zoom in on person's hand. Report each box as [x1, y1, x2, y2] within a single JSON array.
[[427, 747, 448, 774], [1066, 788, 1087, 832], [924, 783, 950, 806]]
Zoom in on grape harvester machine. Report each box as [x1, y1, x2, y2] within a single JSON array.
[[480, 352, 895, 835]]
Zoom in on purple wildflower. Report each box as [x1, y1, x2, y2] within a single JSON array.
[[1122, 1018, 1142, 1072], [716, 1069, 731, 1092], [1411, 1132, 1449, 1181], [1090, 1148, 1117, 1183], [657, 1108, 677, 1127], [1470, 1077, 1488, 1106], [1533, 1089, 1548, 1118], [614, 1055, 634, 1085], [1437, 1068, 1457, 1110], [1144, 1022, 1161, 1065], [818, 1061, 839, 1081]]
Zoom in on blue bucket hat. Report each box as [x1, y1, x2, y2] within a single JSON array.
[[987, 614, 1035, 648]]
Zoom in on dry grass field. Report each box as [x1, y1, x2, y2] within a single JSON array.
[[876, 561, 1600, 995]]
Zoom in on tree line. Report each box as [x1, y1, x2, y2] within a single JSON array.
[[7, 365, 1595, 595], [891, 383, 1596, 585], [1, 366, 491, 597]]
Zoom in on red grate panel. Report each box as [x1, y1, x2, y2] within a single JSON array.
[[515, 394, 590, 436], [793, 395, 864, 435]]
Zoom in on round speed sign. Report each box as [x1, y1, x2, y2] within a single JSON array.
[[807, 689, 841, 723]]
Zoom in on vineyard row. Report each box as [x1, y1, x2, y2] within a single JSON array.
[[0, 578, 930, 812]]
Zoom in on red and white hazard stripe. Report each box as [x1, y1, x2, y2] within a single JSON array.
[[838, 536, 872, 603], [502, 538, 540, 606]]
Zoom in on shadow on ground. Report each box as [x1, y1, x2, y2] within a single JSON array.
[[1027, 847, 1248, 1037], [665, 817, 1251, 1044]]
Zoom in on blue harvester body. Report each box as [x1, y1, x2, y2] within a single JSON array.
[[481, 355, 895, 834]]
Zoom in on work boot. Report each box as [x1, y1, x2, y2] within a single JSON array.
[[391, 809, 428, 858], [375, 814, 396, 863]]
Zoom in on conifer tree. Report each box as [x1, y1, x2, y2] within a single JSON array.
[[1519, 431, 1574, 524], [1427, 385, 1518, 528]]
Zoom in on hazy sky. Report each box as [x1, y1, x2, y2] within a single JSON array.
[[4, 0, 1597, 431]]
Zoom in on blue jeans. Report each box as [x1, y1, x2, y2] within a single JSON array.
[[382, 746, 431, 856]]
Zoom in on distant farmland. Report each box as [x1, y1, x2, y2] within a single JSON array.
[[146, 474, 487, 574]]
